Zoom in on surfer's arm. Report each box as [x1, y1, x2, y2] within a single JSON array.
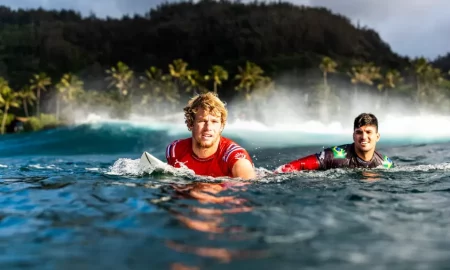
[[232, 159, 256, 180], [166, 139, 181, 166], [224, 145, 256, 180], [275, 154, 321, 173]]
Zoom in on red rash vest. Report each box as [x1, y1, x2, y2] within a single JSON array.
[[166, 137, 253, 177]]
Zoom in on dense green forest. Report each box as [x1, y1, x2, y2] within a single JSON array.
[[1, 0, 450, 134]]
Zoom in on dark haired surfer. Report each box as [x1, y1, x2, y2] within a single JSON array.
[[276, 113, 394, 172]]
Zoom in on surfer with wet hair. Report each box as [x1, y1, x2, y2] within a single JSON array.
[[166, 92, 256, 180], [276, 113, 394, 172]]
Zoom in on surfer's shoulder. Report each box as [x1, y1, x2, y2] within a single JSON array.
[[166, 138, 189, 159], [320, 144, 351, 159], [374, 150, 394, 169]]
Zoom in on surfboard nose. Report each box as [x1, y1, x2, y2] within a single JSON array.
[[139, 151, 167, 172]]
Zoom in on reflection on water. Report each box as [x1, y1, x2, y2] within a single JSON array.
[[156, 181, 268, 267], [2, 138, 450, 269], [361, 171, 381, 182], [170, 263, 200, 270]]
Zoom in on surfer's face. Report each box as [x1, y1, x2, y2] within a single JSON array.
[[191, 108, 223, 149], [353, 125, 380, 153]]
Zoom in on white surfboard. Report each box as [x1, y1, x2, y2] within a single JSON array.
[[139, 151, 196, 177], [139, 152, 169, 173], [139, 151, 167, 171]]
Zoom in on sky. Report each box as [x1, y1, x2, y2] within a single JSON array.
[[1, 0, 449, 60]]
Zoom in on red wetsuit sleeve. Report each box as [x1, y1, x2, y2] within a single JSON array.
[[165, 143, 174, 165], [223, 145, 253, 172], [166, 140, 181, 166], [276, 154, 320, 173]]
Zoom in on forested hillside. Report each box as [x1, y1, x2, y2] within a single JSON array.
[[0, 0, 449, 133]]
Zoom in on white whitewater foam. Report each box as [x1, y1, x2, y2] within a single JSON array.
[[104, 158, 450, 184], [107, 157, 196, 178], [28, 164, 62, 170], [389, 163, 450, 172], [72, 112, 450, 148], [107, 158, 141, 176], [107, 156, 274, 182], [85, 167, 101, 172]]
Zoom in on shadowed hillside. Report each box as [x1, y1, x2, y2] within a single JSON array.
[[1, 1, 449, 133], [0, 0, 409, 88]]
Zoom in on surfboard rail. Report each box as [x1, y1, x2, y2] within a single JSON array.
[[139, 151, 167, 171]]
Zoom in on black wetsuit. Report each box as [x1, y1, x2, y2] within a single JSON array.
[[316, 143, 393, 169], [277, 143, 394, 172]]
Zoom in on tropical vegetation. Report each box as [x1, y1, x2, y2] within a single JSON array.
[[1, 0, 450, 134]]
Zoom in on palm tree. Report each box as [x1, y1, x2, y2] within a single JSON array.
[[348, 62, 381, 101], [105, 61, 134, 96], [160, 79, 181, 113], [235, 61, 270, 101], [319, 57, 337, 89], [205, 65, 229, 94], [139, 66, 166, 113], [140, 66, 164, 99], [18, 85, 36, 117], [252, 77, 275, 101], [0, 78, 21, 134], [55, 73, 84, 119], [319, 57, 338, 122], [140, 67, 181, 114], [377, 69, 403, 101], [140, 67, 165, 89], [29, 72, 51, 116], [412, 57, 429, 104], [0, 86, 3, 115], [168, 58, 200, 93], [169, 59, 189, 80], [185, 69, 208, 94], [422, 66, 444, 104]]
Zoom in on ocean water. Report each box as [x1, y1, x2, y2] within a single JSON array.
[[1, 115, 450, 270]]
